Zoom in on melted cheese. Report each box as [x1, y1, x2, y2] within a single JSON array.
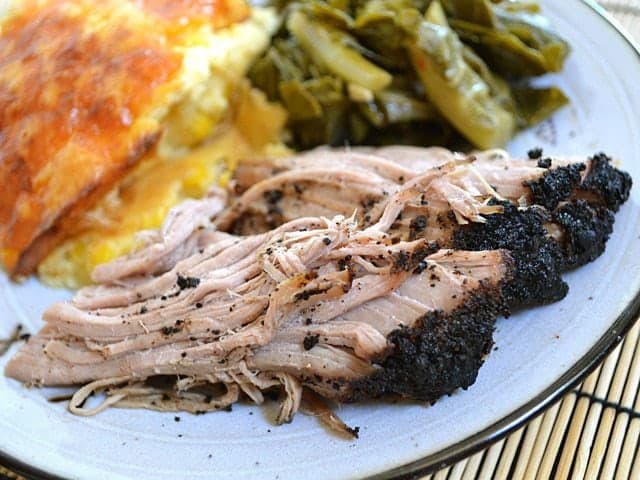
[[39, 82, 288, 288], [0, 0, 280, 278]]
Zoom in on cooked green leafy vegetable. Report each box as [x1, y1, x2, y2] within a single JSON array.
[[248, 0, 570, 150], [407, 1, 515, 148], [287, 10, 393, 92]]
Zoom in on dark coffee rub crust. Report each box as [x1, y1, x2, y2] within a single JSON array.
[[453, 202, 567, 307], [336, 158, 630, 403], [527, 162, 585, 211], [525, 153, 631, 212], [451, 197, 620, 307], [343, 287, 509, 403], [580, 153, 632, 212], [553, 200, 614, 269]]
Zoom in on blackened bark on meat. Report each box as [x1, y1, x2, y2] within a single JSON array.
[[537, 158, 552, 169], [553, 200, 615, 270], [526, 163, 586, 210], [453, 202, 548, 252], [345, 291, 507, 403], [505, 242, 568, 308], [580, 153, 632, 212], [452, 202, 568, 307]]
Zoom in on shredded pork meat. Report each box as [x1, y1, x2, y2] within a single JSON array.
[[5, 147, 631, 432]]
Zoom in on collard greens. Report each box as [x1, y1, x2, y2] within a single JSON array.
[[249, 0, 569, 150]]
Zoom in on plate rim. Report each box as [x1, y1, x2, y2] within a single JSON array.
[[1, 1, 639, 479]]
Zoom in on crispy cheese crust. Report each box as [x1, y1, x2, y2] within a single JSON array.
[[0, 0, 250, 276]]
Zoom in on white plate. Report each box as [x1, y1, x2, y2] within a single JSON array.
[[1, 1, 640, 479]]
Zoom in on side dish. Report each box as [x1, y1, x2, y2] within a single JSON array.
[[6, 148, 630, 434], [249, 0, 569, 149], [0, 0, 286, 287]]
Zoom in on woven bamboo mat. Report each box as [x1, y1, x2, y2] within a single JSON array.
[[2, 2, 640, 480]]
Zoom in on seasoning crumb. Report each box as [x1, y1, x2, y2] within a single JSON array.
[[174, 416, 181, 422], [537, 157, 552, 168], [528, 147, 543, 159], [177, 274, 200, 290], [303, 334, 320, 350]]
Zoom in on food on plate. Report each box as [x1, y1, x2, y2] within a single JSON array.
[[5, 148, 630, 431], [223, 148, 630, 306], [0, 0, 286, 287], [249, 0, 569, 149]]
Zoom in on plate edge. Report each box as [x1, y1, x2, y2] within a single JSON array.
[[1, 1, 639, 480]]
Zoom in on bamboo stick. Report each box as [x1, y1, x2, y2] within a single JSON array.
[[433, 466, 450, 480], [604, 351, 640, 478], [511, 415, 543, 479], [523, 400, 561, 480], [615, 344, 640, 480], [494, 427, 524, 480], [555, 366, 602, 479], [571, 343, 623, 479], [447, 458, 468, 480], [615, 409, 640, 479], [476, 439, 504, 480], [628, 438, 640, 480], [461, 451, 484, 480], [536, 393, 578, 480]]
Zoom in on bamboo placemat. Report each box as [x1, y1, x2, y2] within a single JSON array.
[[1, 2, 640, 480]]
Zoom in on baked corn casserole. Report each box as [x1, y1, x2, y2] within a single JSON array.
[[0, 0, 287, 287]]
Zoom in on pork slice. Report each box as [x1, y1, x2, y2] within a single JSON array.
[[373, 147, 630, 211], [7, 210, 508, 401], [353, 146, 463, 172], [91, 189, 227, 283], [233, 148, 452, 191], [225, 149, 630, 243], [217, 168, 398, 234], [271, 322, 390, 360], [344, 288, 505, 403], [74, 215, 338, 312], [5, 337, 197, 386], [247, 249, 511, 402]]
